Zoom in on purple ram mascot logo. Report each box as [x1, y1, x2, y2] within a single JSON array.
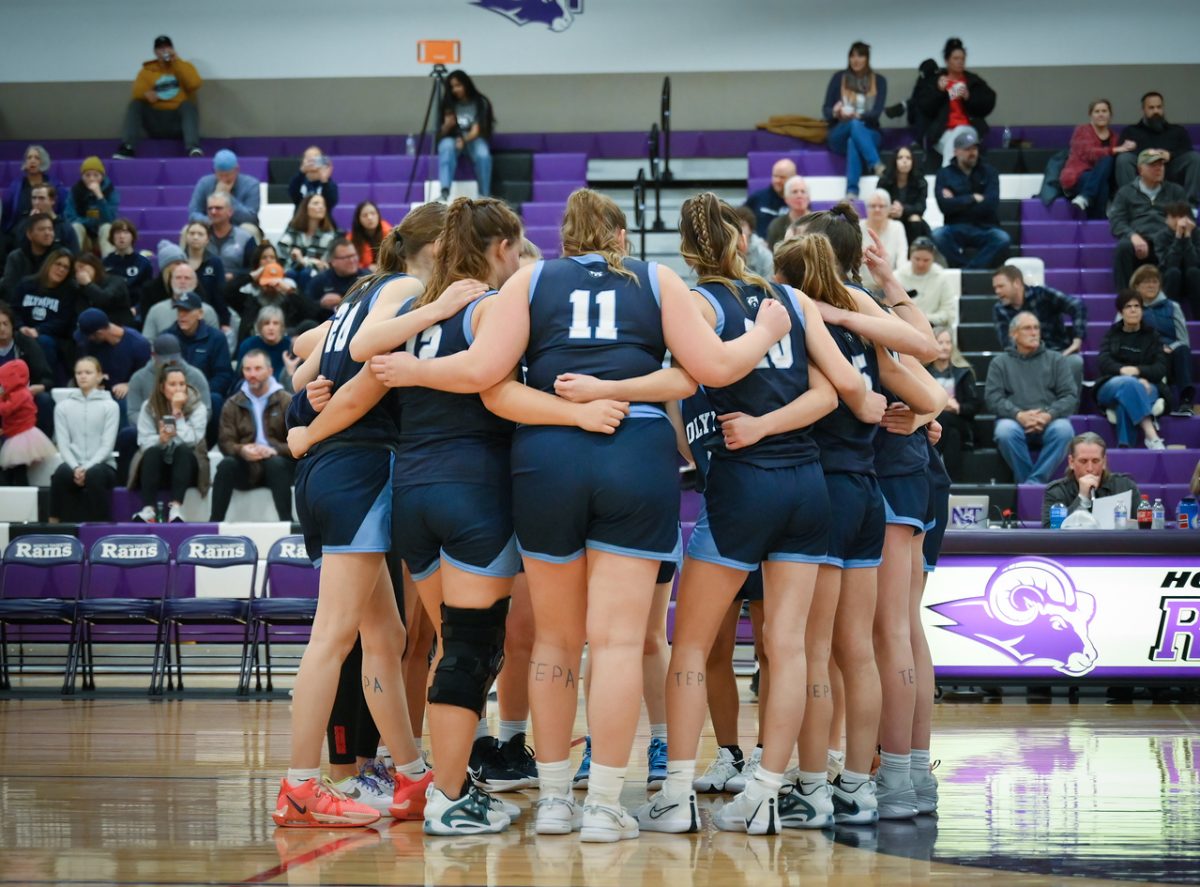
[[471, 0, 577, 31], [930, 557, 1098, 676]]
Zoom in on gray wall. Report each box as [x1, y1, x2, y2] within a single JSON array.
[[3, 66, 1199, 143]]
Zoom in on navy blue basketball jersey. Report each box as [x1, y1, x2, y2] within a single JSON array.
[[392, 292, 514, 485], [694, 281, 818, 467], [313, 274, 404, 449], [526, 255, 667, 419], [681, 388, 720, 490], [812, 322, 880, 475], [873, 375, 930, 477]]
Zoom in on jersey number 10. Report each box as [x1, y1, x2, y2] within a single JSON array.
[[568, 289, 618, 341], [744, 318, 794, 369]]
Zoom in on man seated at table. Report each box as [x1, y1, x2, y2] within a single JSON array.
[[1040, 432, 1142, 527]]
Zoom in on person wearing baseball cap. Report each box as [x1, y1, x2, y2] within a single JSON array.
[[64, 157, 120, 257], [74, 307, 150, 425], [931, 127, 1011, 269], [1109, 144, 1191, 288], [1114, 92, 1200, 201], [186, 148, 262, 231], [166, 290, 233, 440], [115, 34, 203, 159]]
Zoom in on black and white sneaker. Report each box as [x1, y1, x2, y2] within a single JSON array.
[[424, 785, 510, 835], [113, 144, 135, 160], [473, 737, 529, 792], [497, 732, 538, 789], [778, 781, 834, 829]]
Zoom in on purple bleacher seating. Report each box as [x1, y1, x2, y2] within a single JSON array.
[[233, 137, 289, 157], [533, 181, 578, 202], [332, 135, 390, 155], [525, 226, 562, 258], [1021, 222, 1079, 245], [119, 186, 162, 207], [161, 185, 192, 205], [374, 204, 407, 225], [1022, 200, 1076, 222], [1081, 221, 1113, 244], [1079, 245, 1114, 268], [109, 161, 163, 187], [332, 207, 355, 232], [533, 153, 588, 180], [1025, 245, 1079, 269], [1080, 269, 1110, 292], [1016, 484, 1046, 523], [1045, 269, 1081, 292], [160, 158, 220, 185], [335, 183, 371, 205], [520, 203, 566, 227], [331, 156, 373, 181], [142, 206, 188, 229], [371, 183, 410, 204]]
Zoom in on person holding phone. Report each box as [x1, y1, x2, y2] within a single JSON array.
[[128, 363, 208, 522], [115, 36, 203, 159], [289, 146, 339, 210]]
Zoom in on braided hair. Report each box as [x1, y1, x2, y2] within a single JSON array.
[[679, 192, 774, 303], [791, 201, 864, 284]]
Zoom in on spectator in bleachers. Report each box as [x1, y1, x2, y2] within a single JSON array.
[[1, 214, 58, 302], [0, 358, 57, 486], [985, 312, 1078, 484], [180, 222, 230, 330], [822, 42, 888, 199], [128, 363, 209, 523], [227, 246, 308, 341], [235, 306, 292, 384], [210, 349, 294, 522], [744, 158, 795, 239], [2, 145, 64, 238], [204, 192, 256, 278], [350, 201, 392, 271], [1109, 149, 1189, 289], [733, 206, 774, 277], [75, 308, 150, 427], [115, 35, 203, 159], [1096, 290, 1168, 449], [64, 158, 120, 257], [877, 146, 931, 243], [1131, 265, 1194, 416], [896, 238, 958, 329], [103, 219, 154, 309], [75, 255, 133, 328], [165, 291, 232, 430], [187, 150, 260, 230], [991, 264, 1086, 385], [1115, 92, 1200, 202], [859, 189, 907, 291], [18, 185, 81, 254], [303, 238, 365, 320], [126, 333, 210, 425], [49, 356, 119, 523], [139, 244, 218, 339], [765, 176, 811, 249], [914, 38, 996, 167], [932, 129, 1010, 269], [0, 303, 53, 433], [1040, 432, 1141, 527], [277, 195, 337, 281], [926, 326, 978, 481], [1156, 202, 1200, 318], [438, 70, 496, 200], [289, 147, 339, 210], [14, 248, 80, 380], [1061, 99, 1137, 218]]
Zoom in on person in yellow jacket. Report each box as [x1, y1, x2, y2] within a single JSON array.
[[115, 36, 203, 159]]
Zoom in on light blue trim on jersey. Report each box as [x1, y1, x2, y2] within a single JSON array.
[[397, 294, 417, 317], [462, 291, 497, 346], [881, 494, 927, 531], [628, 404, 669, 420], [782, 284, 807, 330], [411, 560, 440, 582], [586, 530, 681, 564], [527, 259, 545, 303], [686, 504, 757, 572], [693, 286, 725, 336], [443, 534, 521, 579], [569, 254, 607, 265], [517, 542, 585, 564], [647, 261, 662, 306]]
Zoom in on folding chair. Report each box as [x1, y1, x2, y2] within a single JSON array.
[[247, 535, 318, 692], [158, 534, 259, 695], [0, 535, 85, 693], [66, 535, 172, 694]]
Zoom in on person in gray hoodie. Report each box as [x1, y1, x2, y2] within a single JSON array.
[[985, 311, 1079, 484], [50, 356, 119, 522]]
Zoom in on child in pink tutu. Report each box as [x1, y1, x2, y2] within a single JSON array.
[[0, 359, 58, 486]]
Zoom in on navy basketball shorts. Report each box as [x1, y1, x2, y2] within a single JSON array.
[[922, 465, 952, 572], [393, 481, 520, 581], [878, 471, 930, 534], [738, 567, 764, 602], [657, 559, 679, 585], [512, 419, 681, 564], [822, 472, 885, 569], [688, 459, 829, 572], [294, 445, 393, 565]]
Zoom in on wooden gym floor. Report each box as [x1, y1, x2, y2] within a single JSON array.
[[1, 692, 1198, 886]]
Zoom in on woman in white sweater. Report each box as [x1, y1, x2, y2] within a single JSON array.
[[858, 189, 907, 292], [50, 357, 119, 522], [895, 237, 959, 330], [128, 364, 209, 523]]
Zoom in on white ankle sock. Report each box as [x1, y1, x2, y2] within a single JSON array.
[[827, 749, 845, 766], [746, 766, 784, 800], [474, 717, 491, 741], [880, 750, 911, 781], [910, 748, 930, 773], [499, 719, 526, 743], [538, 759, 572, 798], [395, 756, 428, 779], [663, 760, 695, 797], [585, 762, 626, 808], [649, 723, 667, 742], [797, 770, 826, 793], [840, 768, 870, 790], [286, 767, 321, 788]]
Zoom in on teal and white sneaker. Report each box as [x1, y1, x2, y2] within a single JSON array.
[[778, 781, 834, 829], [573, 736, 591, 789], [831, 775, 879, 824], [725, 746, 761, 793], [646, 737, 669, 789], [424, 786, 510, 835], [713, 788, 779, 835], [635, 789, 700, 833], [694, 747, 743, 793]]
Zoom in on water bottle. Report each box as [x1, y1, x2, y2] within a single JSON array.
[[1136, 494, 1153, 530], [1113, 500, 1128, 529], [1049, 503, 1067, 529], [1152, 498, 1166, 530], [1002, 126, 1013, 149], [155, 501, 166, 524], [405, 134, 416, 156]]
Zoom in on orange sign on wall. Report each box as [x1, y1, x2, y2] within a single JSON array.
[[417, 40, 461, 65]]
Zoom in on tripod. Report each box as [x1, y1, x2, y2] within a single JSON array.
[[404, 63, 449, 204]]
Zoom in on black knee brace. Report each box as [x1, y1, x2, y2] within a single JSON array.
[[428, 596, 511, 714]]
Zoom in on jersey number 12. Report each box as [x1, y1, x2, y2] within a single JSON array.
[[568, 289, 617, 340]]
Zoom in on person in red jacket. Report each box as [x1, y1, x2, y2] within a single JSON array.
[[1060, 99, 1138, 218], [0, 359, 57, 485]]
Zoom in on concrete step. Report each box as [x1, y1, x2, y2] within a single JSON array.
[[588, 157, 747, 184]]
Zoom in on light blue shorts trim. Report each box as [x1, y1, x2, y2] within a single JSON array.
[[587, 534, 682, 563], [882, 495, 927, 531], [444, 535, 521, 579], [517, 543, 585, 565]]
